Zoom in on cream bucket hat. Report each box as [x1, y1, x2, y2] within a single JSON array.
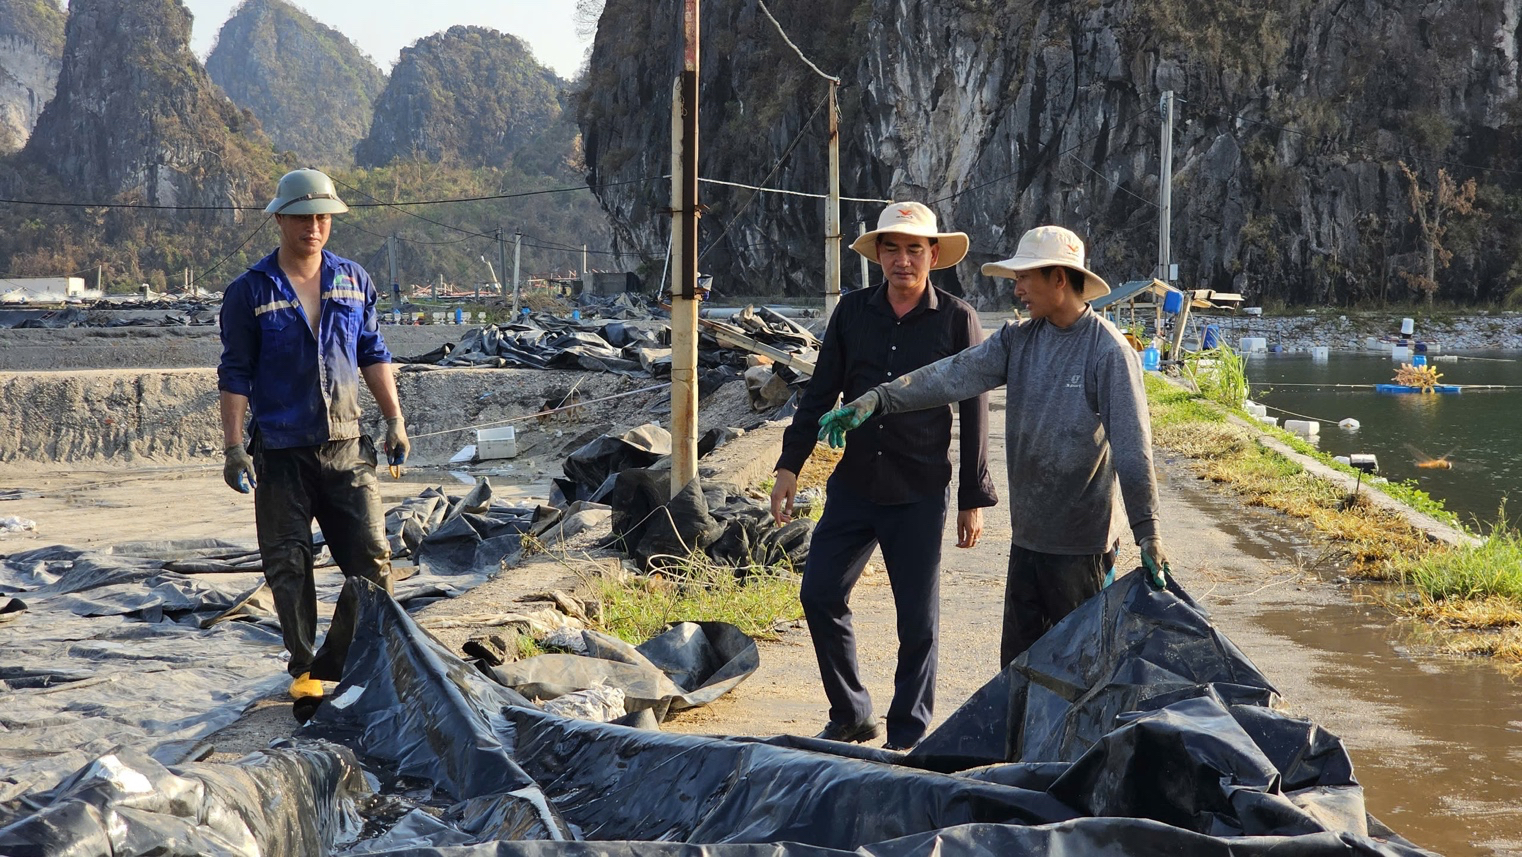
[[849, 201, 968, 269], [981, 225, 1111, 301]]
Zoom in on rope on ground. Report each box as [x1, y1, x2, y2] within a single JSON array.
[[1259, 402, 1344, 424], [406, 382, 673, 440]]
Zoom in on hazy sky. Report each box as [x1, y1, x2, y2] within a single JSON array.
[[174, 1, 591, 79]]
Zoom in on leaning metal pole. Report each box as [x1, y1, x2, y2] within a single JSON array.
[[824, 80, 841, 318], [669, 0, 700, 497]]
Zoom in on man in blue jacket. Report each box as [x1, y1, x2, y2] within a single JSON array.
[[218, 168, 409, 703]]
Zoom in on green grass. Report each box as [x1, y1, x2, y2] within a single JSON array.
[[1181, 343, 1249, 410], [1403, 530, 1522, 602], [595, 554, 803, 645]]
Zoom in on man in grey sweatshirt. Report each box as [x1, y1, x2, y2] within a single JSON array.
[[819, 225, 1168, 665]]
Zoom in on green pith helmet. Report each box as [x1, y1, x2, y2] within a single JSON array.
[[264, 169, 349, 216]]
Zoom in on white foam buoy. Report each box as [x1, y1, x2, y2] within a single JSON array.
[[1284, 419, 1320, 437], [1338, 418, 1361, 430], [1245, 401, 1268, 418], [1391, 346, 1410, 361], [1349, 453, 1379, 473], [1435, 354, 1459, 363], [1311, 346, 1329, 361], [1256, 415, 1279, 427], [1333, 455, 1352, 466]]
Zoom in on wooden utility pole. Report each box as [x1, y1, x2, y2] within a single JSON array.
[[669, 0, 700, 497], [1157, 90, 1175, 283], [824, 80, 841, 317], [497, 228, 508, 299], [512, 232, 522, 314]]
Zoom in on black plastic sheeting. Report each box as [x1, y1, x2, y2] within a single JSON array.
[[1, 572, 1438, 855], [604, 469, 812, 571], [487, 621, 759, 721], [0, 481, 541, 802]]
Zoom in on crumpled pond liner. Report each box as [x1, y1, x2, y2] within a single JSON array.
[[1, 561, 1438, 855]]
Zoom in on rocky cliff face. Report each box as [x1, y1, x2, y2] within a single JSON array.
[[207, 0, 383, 168], [19, 0, 274, 214], [0, 0, 64, 152], [580, 0, 1522, 306], [356, 24, 567, 170]]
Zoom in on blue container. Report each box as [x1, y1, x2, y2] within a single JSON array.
[[1203, 324, 1221, 349], [1412, 354, 1427, 367], [1142, 346, 1160, 371], [453, 306, 463, 324], [1163, 290, 1184, 314]]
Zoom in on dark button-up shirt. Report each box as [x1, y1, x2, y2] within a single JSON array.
[[777, 283, 997, 510], [217, 249, 392, 449]]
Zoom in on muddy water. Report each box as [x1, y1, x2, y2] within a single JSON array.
[[1172, 484, 1522, 856]]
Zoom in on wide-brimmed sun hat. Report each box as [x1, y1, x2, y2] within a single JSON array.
[[849, 201, 968, 269], [981, 225, 1110, 302]]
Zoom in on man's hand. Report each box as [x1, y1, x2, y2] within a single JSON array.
[[1139, 536, 1169, 589], [223, 444, 256, 494], [770, 469, 799, 526], [956, 508, 983, 548], [817, 389, 881, 449], [385, 416, 410, 467]]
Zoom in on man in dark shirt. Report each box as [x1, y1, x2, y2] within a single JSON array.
[[770, 202, 997, 751]]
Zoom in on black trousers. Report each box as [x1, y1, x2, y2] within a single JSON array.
[[252, 434, 393, 680], [1000, 543, 1114, 666], [799, 479, 948, 747]]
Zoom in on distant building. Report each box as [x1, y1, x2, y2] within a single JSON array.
[[0, 277, 91, 303]]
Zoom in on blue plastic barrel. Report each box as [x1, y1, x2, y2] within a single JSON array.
[[453, 306, 463, 324], [1163, 291, 1184, 314], [1203, 324, 1221, 349]]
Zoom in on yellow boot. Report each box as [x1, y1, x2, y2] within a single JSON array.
[[289, 672, 323, 700]]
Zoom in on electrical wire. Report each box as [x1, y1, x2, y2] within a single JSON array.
[[0, 176, 661, 212], [756, 0, 841, 84], [406, 382, 673, 439], [698, 92, 831, 262], [698, 177, 891, 204], [193, 217, 270, 286], [930, 109, 1152, 205]]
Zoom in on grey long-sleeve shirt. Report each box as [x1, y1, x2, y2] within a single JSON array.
[[873, 307, 1159, 555]]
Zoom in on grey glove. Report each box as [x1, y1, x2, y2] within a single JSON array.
[[817, 389, 881, 449], [223, 444, 256, 494], [1139, 536, 1169, 589], [385, 416, 410, 466]]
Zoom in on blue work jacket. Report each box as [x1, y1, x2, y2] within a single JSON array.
[[217, 249, 393, 449]]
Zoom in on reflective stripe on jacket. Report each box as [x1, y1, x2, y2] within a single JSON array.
[[217, 249, 392, 449]]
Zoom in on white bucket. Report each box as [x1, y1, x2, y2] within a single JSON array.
[[1401, 317, 1415, 335]]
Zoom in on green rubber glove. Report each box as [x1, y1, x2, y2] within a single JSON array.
[[1140, 536, 1169, 589], [817, 389, 881, 449]]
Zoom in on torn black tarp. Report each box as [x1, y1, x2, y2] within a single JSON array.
[[0, 742, 369, 857], [486, 621, 759, 721], [286, 576, 1433, 856], [605, 469, 812, 571], [0, 569, 1437, 855]]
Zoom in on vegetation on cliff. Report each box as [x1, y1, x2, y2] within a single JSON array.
[[207, 0, 385, 168], [0, 0, 66, 52], [357, 25, 569, 174]]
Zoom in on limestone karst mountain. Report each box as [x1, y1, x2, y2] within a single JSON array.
[[0, 0, 65, 152], [579, 0, 1522, 306], [207, 0, 384, 168], [356, 24, 569, 173]]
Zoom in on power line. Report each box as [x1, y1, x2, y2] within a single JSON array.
[[932, 110, 1151, 205], [699, 177, 890, 204], [1063, 152, 1159, 208], [756, 0, 840, 84], [0, 176, 661, 212], [194, 217, 270, 286]]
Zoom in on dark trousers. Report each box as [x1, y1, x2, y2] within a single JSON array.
[[800, 480, 948, 747], [252, 435, 393, 680], [1000, 543, 1113, 666]]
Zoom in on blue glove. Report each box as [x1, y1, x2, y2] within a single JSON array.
[[817, 390, 881, 449], [1140, 536, 1169, 589]]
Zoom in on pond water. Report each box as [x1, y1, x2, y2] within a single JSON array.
[[1245, 351, 1522, 531]]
